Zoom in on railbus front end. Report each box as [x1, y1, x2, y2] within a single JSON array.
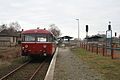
[[21, 29, 56, 57]]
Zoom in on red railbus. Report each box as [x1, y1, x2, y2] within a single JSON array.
[[21, 29, 57, 57]]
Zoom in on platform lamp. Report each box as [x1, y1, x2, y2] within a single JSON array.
[[86, 25, 89, 41], [76, 19, 80, 47], [76, 19, 80, 41]]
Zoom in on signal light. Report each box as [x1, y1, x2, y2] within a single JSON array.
[[115, 32, 117, 37], [22, 47, 24, 50], [43, 45, 47, 48], [108, 25, 111, 30], [86, 25, 88, 32], [25, 45, 28, 48]]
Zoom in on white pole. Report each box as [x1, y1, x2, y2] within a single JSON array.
[[76, 19, 80, 41], [76, 19, 80, 47]]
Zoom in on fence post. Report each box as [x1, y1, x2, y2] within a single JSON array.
[[102, 44, 105, 56], [111, 44, 114, 59], [82, 43, 83, 48], [92, 43, 93, 52], [90, 44, 91, 52], [96, 44, 98, 54], [83, 42, 85, 49], [85, 43, 87, 50], [83, 43, 84, 48], [80, 42, 81, 48], [87, 43, 88, 50], [80, 42, 82, 48], [89, 43, 90, 51]]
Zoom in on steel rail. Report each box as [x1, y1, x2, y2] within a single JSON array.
[[0, 61, 30, 80], [29, 59, 47, 80]]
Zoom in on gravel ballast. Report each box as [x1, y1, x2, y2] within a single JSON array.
[[53, 47, 104, 80]]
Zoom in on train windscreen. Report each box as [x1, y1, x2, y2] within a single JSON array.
[[22, 34, 54, 42], [24, 35, 35, 42]]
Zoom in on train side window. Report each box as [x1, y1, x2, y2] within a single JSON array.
[[48, 36, 53, 42], [53, 36, 57, 42]]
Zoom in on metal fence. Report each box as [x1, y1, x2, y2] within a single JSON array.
[[80, 42, 120, 59]]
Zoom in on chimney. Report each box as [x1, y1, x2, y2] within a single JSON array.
[[37, 27, 39, 29], [44, 28, 46, 30], [22, 29, 24, 31]]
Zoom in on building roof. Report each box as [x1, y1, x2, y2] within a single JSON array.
[[58, 36, 73, 39], [22, 29, 52, 34], [0, 29, 19, 37], [87, 35, 102, 39]]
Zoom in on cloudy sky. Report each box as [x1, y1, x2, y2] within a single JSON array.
[[0, 0, 120, 39]]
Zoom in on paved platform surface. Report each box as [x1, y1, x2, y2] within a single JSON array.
[[53, 47, 103, 80]]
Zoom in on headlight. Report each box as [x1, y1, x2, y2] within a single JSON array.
[[25, 45, 28, 48], [43, 45, 47, 48], [22, 47, 24, 49]]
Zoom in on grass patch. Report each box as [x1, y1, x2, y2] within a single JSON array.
[[71, 48, 120, 80], [0, 56, 28, 68], [0, 56, 29, 78]]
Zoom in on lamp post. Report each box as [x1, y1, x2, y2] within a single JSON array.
[[119, 35, 120, 45], [76, 19, 80, 47], [76, 19, 80, 41]]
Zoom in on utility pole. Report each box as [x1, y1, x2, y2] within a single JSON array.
[[119, 35, 120, 45], [86, 25, 89, 38], [76, 19, 80, 41], [76, 19, 80, 47], [106, 21, 113, 58]]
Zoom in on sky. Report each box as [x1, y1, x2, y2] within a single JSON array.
[[0, 0, 120, 39]]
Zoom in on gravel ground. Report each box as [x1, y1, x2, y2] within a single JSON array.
[[54, 47, 104, 80]]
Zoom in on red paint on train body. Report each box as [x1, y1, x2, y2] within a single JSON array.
[[21, 29, 56, 56]]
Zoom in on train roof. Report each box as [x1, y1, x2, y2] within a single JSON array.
[[22, 29, 52, 34]]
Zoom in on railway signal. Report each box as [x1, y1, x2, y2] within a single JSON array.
[[86, 25, 89, 41], [106, 21, 113, 59], [108, 21, 111, 30], [86, 25, 89, 32], [115, 32, 117, 37]]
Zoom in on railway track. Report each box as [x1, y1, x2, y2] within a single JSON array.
[[0, 57, 51, 80]]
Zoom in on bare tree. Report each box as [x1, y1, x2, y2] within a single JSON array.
[[0, 22, 21, 34], [0, 24, 7, 31], [49, 24, 61, 37], [9, 22, 21, 31]]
